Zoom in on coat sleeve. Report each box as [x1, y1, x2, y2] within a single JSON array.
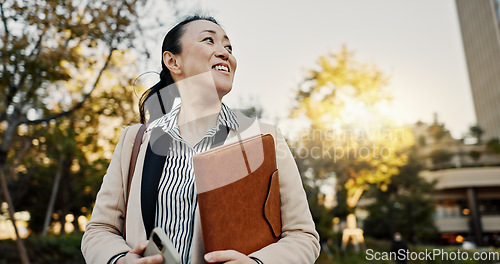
[[249, 126, 321, 264], [81, 125, 141, 263]]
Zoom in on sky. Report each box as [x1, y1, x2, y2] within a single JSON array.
[[146, 0, 477, 139]]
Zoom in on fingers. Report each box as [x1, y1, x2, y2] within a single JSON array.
[[205, 250, 241, 263], [137, 254, 163, 264], [119, 241, 163, 264], [130, 240, 149, 255]]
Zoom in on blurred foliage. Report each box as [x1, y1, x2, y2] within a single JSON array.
[[239, 105, 263, 119], [469, 125, 484, 145], [418, 135, 426, 147], [363, 147, 437, 243], [303, 184, 336, 245], [0, 234, 85, 264], [486, 138, 500, 154], [429, 149, 452, 165], [0, 0, 147, 126], [428, 122, 448, 143], [290, 45, 414, 222], [9, 50, 143, 233], [469, 150, 482, 161], [0, 0, 152, 236]]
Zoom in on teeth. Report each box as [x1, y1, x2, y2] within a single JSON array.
[[214, 65, 229, 72]]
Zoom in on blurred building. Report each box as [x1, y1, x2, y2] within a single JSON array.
[[411, 118, 500, 246], [455, 0, 500, 141]]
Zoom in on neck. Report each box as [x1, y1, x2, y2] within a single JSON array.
[[175, 72, 223, 144], [177, 97, 221, 147], [178, 97, 221, 127]]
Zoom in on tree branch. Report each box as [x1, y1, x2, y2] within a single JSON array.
[[0, 165, 31, 264], [8, 138, 34, 207], [0, 1, 13, 122], [0, 1, 10, 40], [15, 28, 46, 99], [19, 47, 116, 125]]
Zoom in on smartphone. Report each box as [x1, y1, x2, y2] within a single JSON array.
[[144, 227, 181, 264]]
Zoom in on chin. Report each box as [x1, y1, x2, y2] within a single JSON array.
[[215, 84, 233, 99]]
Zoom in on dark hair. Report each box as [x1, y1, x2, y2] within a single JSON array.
[[138, 15, 220, 124]]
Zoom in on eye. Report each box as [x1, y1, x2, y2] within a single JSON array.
[[202, 37, 214, 43], [225, 45, 233, 52]]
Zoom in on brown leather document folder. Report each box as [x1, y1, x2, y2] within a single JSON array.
[[193, 133, 282, 255]]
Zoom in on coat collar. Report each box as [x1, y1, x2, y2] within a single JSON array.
[[146, 102, 239, 142]]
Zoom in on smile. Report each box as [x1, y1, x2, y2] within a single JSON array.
[[212, 63, 230, 74]]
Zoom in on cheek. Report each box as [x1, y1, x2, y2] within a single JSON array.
[[186, 58, 207, 74], [231, 56, 237, 72], [183, 46, 212, 72]]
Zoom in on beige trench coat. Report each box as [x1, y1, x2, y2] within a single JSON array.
[[81, 112, 320, 263]]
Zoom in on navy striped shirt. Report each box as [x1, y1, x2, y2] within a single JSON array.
[[146, 103, 239, 264]]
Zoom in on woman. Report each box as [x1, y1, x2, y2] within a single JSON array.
[[81, 15, 320, 264]]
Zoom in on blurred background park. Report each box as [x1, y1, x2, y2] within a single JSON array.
[[1, 0, 500, 263]]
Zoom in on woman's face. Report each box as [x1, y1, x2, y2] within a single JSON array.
[[168, 20, 237, 99]]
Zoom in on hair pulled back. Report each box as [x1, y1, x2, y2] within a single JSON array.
[[138, 15, 219, 124]]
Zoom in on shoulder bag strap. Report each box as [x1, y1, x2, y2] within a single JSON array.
[[123, 124, 147, 239]]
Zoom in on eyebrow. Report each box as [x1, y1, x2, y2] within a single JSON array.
[[199, 29, 230, 41]]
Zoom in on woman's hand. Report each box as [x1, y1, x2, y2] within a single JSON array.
[[116, 240, 164, 264], [204, 250, 257, 264]]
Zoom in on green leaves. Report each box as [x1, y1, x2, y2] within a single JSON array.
[[0, 0, 150, 236], [0, 0, 147, 125], [291, 46, 416, 231]]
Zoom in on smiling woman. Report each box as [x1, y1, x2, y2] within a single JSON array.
[[163, 20, 237, 102], [81, 15, 320, 264]]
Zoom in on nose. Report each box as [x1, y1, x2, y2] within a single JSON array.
[[214, 44, 229, 60]]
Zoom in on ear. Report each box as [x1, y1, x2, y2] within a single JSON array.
[[163, 51, 181, 75]]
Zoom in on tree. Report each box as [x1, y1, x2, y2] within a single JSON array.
[[469, 125, 484, 145], [427, 113, 450, 143], [0, 1, 151, 262], [290, 46, 414, 251], [469, 150, 482, 161], [429, 149, 452, 165], [9, 51, 143, 237], [363, 147, 437, 243], [486, 138, 500, 154]]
